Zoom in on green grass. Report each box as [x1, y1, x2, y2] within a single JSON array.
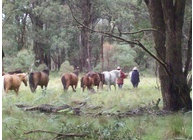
[[2, 72, 192, 140]]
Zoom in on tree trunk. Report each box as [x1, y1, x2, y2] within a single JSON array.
[[29, 1, 51, 68], [80, 0, 92, 72], [33, 17, 45, 65], [145, 0, 192, 111], [45, 52, 51, 69], [100, 35, 104, 71], [15, 14, 27, 51]]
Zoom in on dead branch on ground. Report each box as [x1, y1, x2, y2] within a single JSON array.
[[24, 129, 87, 139]]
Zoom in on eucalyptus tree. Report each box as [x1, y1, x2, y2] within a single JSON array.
[[2, 0, 30, 54], [104, 0, 192, 111], [28, 0, 71, 69], [3, 0, 75, 70], [99, 0, 152, 70], [2, 0, 52, 67], [71, 0, 192, 111], [67, 0, 103, 71], [144, 0, 192, 111], [68, 0, 152, 71]]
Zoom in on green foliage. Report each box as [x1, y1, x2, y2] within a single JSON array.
[[95, 43, 138, 71], [58, 61, 74, 76], [33, 63, 48, 72], [2, 0, 154, 72], [3, 49, 34, 72], [51, 35, 69, 51], [3, 0, 191, 73], [113, 44, 137, 68]]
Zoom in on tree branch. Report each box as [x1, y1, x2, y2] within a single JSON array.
[[69, 5, 172, 77], [121, 28, 165, 37], [136, 40, 171, 77], [2, 10, 17, 28], [24, 129, 87, 138]]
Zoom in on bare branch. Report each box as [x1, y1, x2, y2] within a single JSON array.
[[2, 11, 16, 28], [69, 5, 172, 77], [121, 28, 165, 36], [136, 41, 172, 77], [24, 129, 87, 138]]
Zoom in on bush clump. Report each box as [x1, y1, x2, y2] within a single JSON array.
[[58, 61, 74, 76]]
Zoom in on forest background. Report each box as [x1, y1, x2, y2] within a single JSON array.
[[2, 0, 192, 139], [2, 0, 160, 73], [2, 0, 192, 111]]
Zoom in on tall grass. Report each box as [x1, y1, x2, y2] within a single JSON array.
[[2, 72, 192, 140]]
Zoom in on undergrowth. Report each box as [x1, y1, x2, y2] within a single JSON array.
[[2, 72, 192, 140]]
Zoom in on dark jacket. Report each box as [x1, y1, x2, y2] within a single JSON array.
[[131, 70, 140, 83]]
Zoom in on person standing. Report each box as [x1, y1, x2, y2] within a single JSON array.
[[116, 66, 127, 89], [131, 67, 140, 88]]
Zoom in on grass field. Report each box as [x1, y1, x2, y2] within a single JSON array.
[[2, 72, 192, 140]]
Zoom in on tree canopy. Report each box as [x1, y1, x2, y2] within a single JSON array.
[[2, 0, 153, 72]]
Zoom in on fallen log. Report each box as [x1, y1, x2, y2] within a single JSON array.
[[24, 129, 87, 139], [16, 104, 81, 115], [16, 99, 171, 118]]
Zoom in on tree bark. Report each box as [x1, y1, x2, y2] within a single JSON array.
[[80, 0, 92, 72], [100, 35, 104, 71], [15, 14, 27, 51], [28, 1, 51, 68], [145, 0, 192, 111], [184, 20, 192, 78]]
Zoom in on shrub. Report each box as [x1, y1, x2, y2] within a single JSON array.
[[3, 49, 34, 72], [58, 61, 74, 76]]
